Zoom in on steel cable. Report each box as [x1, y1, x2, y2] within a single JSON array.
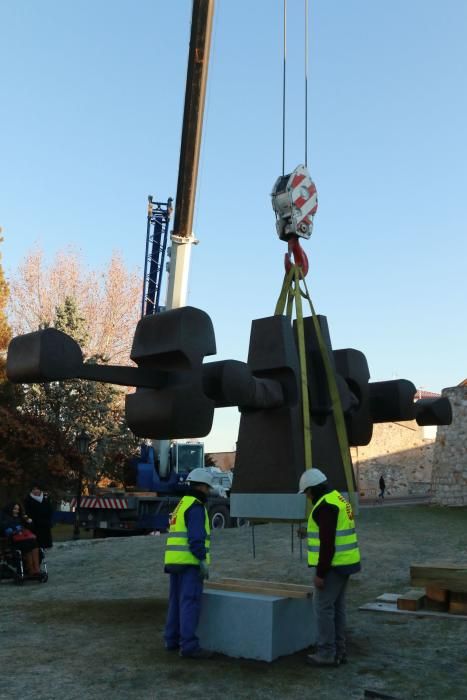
[[282, 0, 287, 175], [304, 0, 309, 167]]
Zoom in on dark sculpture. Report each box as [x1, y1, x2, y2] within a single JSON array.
[[7, 304, 452, 520]]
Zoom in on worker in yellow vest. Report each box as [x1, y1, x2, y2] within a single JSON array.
[[298, 468, 361, 667], [164, 468, 214, 659]]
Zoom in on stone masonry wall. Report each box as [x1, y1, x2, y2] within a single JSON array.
[[431, 386, 467, 506], [351, 421, 435, 498]]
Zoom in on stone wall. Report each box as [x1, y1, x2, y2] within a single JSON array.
[[431, 386, 467, 506], [351, 421, 436, 498], [207, 451, 236, 471]]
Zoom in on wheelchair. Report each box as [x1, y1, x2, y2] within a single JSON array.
[[0, 536, 48, 584]]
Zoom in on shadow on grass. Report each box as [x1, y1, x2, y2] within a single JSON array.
[[52, 523, 93, 542], [24, 597, 167, 626]]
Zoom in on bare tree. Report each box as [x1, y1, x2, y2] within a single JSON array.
[[8, 246, 141, 364]]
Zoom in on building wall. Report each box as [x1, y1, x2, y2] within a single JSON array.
[[351, 421, 436, 498], [209, 424, 437, 496], [207, 451, 236, 471], [431, 386, 467, 506]]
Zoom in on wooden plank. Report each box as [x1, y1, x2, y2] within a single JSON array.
[[425, 586, 449, 603], [376, 593, 400, 604], [205, 580, 312, 599], [410, 564, 467, 593], [397, 589, 426, 611], [359, 601, 467, 621], [212, 577, 313, 594]]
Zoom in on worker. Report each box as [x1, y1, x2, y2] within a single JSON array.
[[163, 468, 214, 659], [298, 468, 361, 667]]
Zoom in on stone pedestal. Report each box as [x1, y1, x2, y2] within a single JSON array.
[[198, 589, 316, 662]]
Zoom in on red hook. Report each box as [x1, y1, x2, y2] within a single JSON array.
[[284, 236, 309, 277]]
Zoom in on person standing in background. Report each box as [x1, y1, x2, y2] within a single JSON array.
[[378, 475, 386, 502], [24, 484, 54, 548]]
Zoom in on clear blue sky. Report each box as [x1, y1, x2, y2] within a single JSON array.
[[1, 0, 466, 451]]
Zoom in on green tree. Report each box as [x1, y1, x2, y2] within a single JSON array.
[[19, 296, 138, 493]]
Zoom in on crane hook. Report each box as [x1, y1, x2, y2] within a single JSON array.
[[284, 235, 309, 277]]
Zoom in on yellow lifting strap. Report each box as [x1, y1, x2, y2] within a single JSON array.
[[275, 264, 357, 512], [275, 266, 312, 474]]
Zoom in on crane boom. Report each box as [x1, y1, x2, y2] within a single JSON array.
[[153, 0, 215, 473], [165, 0, 214, 310], [172, 0, 214, 242]]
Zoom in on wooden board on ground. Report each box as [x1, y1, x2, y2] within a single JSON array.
[[396, 589, 426, 611], [376, 593, 400, 604], [410, 563, 467, 593], [449, 592, 467, 615], [425, 597, 448, 612], [205, 577, 313, 599], [426, 586, 449, 603], [359, 595, 467, 621]]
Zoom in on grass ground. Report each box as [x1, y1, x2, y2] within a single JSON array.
[[1, 504, 466, 700]]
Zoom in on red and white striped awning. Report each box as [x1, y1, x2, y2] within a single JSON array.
[[70, 497, 129, 510]]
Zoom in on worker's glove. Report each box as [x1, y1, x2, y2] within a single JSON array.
[[14, 525, 23, 533], [4, 527, 13, 536], [199, 560, 209, 581]]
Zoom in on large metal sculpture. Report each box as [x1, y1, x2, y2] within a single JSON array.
[[7, 277, 452, 520]]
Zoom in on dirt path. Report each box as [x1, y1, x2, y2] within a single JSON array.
[[1, 505, 467, 700]]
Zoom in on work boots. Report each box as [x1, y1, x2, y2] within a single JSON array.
[[306, 652, 339, 667]]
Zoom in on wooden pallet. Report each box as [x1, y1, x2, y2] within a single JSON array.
[[410, 564, 467, 614]]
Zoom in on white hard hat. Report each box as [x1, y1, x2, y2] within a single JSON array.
[[186, 468, 214, 488], [298, 468, 328, 493]]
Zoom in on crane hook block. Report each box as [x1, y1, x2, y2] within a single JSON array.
[[271, 164, 318, 242]]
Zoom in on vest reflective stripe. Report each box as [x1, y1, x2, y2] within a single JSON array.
[[165, 531, 211, 541], [164, 495, 211, 566], [307, 490, 360, 567]]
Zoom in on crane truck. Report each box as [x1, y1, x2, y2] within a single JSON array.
[[75, 440, 234, 536]]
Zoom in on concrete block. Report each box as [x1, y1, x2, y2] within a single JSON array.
[[198, 589, 316, 662], [230, 493, 306, 521]]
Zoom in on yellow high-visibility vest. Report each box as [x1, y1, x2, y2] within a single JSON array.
[[164, 495, 211, 566], [307, 490, 360, 567]]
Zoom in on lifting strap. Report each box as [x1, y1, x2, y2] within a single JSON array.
[[275, 263, 357, 511], [275, 266, 312, 474]]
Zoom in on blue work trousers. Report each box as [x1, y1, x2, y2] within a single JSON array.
[[164, 567, 203, 655]]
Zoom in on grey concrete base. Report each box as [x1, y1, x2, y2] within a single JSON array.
[[198, 589, 316, 662], [230, 493, 307, 520]]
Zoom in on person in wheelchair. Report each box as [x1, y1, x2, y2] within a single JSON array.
[[1, 502, 42, 577]]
